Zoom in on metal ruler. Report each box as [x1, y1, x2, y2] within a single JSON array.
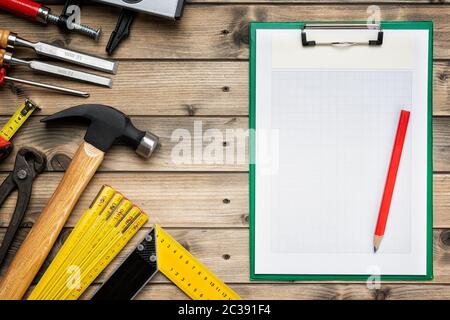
[[28, 185, 148, 300], [93, 224, 241, 300]]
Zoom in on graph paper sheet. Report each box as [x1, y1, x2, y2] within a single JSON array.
[[253, 28, 430, 277]]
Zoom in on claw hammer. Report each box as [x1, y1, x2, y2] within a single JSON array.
[[0, 104, 159, 299]]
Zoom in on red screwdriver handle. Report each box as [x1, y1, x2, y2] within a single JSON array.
[[0, 0, 42, 21], [0, 67, 6, 86]]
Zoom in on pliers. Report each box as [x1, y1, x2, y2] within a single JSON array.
[[0, 147, 46, 267]]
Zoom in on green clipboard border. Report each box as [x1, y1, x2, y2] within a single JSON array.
[[249, 21, 434, 281]]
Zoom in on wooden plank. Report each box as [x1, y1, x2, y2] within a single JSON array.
[[112, 283, 450, 300], [25, 282, 450, 300], [434, 61, 450, 116], [0, 116, 248, 172], [4, 228, 449, 286], [0, 173, 249, 228], [434, 117, 450, 172], [434, 175, 450, 227], [0, 173, 449, 228], [1, 61, 448, 117], [0, 61, 247, 117], [0, 5, 448, 59], [27, 282, 450, 300], [0, 115, 449, 172]]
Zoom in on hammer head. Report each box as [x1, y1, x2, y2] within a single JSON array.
[[41, 104, 159, 158]]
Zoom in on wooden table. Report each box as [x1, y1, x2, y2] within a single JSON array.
[[0, 0, 448, 300]]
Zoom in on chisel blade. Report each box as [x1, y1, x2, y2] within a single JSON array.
[[29, 61, 113, 88], [34, 42, 118, 75]]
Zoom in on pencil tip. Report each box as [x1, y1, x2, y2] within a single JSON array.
[[373, 235, 382, 253]]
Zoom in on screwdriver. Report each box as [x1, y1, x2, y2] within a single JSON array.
[[0, 49, 113, 88], [0, 29, 118, 74], [0, 0, 101, 40], [0, 67, 89, 97]]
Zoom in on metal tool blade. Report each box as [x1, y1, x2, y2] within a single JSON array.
[[33, 42, 118, 74], [29, 61, 113, 88], [5, 76, 90, 97]]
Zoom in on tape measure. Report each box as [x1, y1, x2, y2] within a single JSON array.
[[28, 185, 148, 300], [0, 99, 39, 161], [92, 224, 241, 300]]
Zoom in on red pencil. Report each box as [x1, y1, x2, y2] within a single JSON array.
[[374, 109, 410, 253]]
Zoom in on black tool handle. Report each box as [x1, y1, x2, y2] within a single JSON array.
[[0, 143, 13, 163], [0, 180, 31, 267]]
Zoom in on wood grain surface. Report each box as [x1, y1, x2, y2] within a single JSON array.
[[0, 60, 447, 116], [0, 5, 448, 59], [4, 228, 449, 287], [0, 1, 448, 300]]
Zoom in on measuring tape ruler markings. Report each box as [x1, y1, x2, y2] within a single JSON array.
[[60, 206, 144, 299], [29, 187, 118, 299], [78, 212, 149, 296], [36, 193, 127, 299], [30, 194, 142, 299], [0, 99, 39, 160], [28, 185, 116, 299], [0, 99, 39, 142], [93, 224, 241, 300], [29, 187, 149, 300], [155, 224, 240, 300], [45, 198, 132, 299], [64, 211, 148, 300]]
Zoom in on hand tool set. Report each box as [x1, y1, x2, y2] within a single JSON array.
[[29, 185, 148, 300], [0, 0, 101, 40], [0, 28, 117, 92], [0, 3, 239, 301], [27, 185, 239, 300], [0, 147, 46, 267], [0, 104, 159, 299], [0, 29, 117, 74], [0, 99, 39, 161]]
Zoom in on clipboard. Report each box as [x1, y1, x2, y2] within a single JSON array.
[[249, 21, 433, 281]]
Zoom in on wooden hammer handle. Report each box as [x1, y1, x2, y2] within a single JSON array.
[[0, 141, 104, 299]]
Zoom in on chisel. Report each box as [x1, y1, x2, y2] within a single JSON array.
[[0, 29, 117, 74], [0, 49, 113, 88]]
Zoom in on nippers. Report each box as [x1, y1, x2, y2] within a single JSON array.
[[0, 147, 46, 267]]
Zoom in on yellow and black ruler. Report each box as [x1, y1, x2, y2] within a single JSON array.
[[28, 185, 148, 300], [92, 224, 241, 300], [0, 99, 39, 161]]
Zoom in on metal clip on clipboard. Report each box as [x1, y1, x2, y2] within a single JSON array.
[[301, 23, 384, 47]]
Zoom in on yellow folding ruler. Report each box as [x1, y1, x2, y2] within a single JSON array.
[[28, 185, 148, 300], [0, 99, 39, 161], [92, 224, 241, 300]]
